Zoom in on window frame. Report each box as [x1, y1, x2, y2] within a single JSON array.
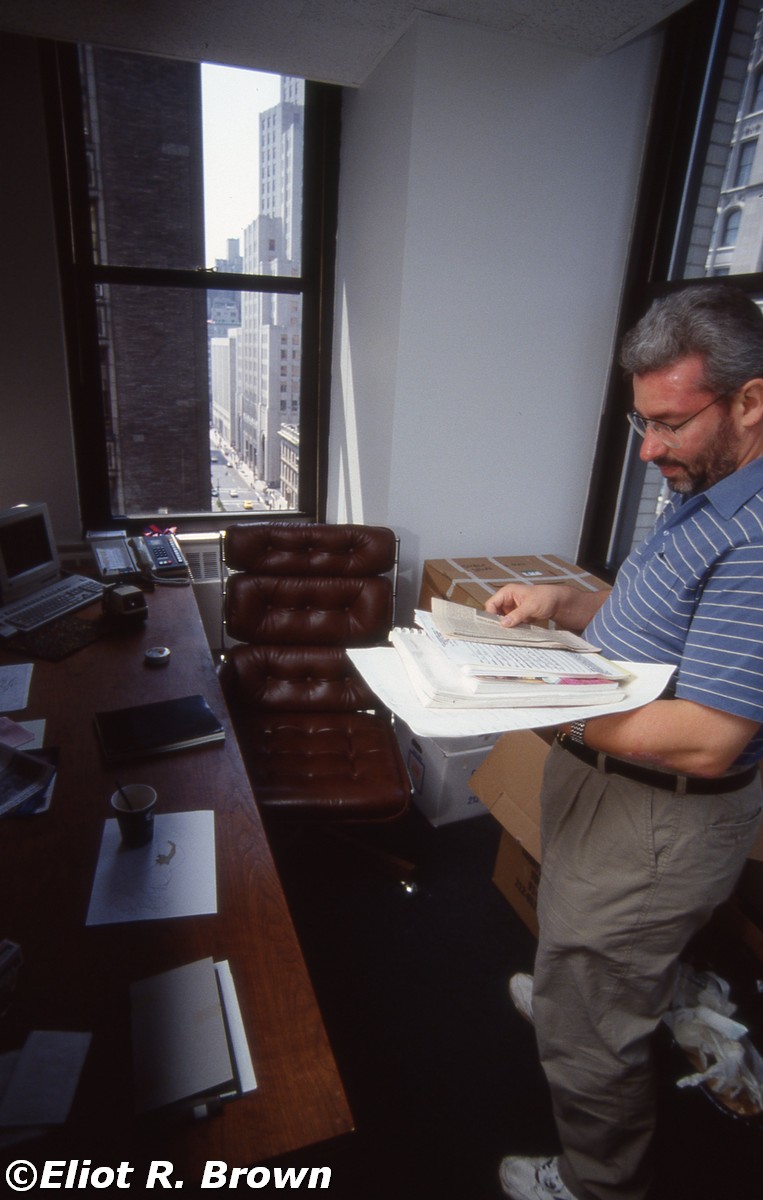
[[752, 62, 763, 110], [577, 0, 749, 577], [39, 39, 341, 533]]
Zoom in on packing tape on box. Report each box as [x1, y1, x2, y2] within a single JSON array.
[[442, 554, 601, 599]]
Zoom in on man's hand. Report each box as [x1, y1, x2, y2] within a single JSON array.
[[485, 582, 610, 633]]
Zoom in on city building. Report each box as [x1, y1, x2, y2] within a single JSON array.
[[239, 79, 304, 491], [278, 423, 300, 509], [81, 46, 211, 515], [706, 7, 763, 276]]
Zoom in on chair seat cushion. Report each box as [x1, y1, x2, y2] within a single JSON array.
[[232, 710, 411, 821]]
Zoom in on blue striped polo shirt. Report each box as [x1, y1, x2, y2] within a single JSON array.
[[585, 455, 763, 767]]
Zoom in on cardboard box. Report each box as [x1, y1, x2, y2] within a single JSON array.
[[395, 720, 499, 827], [418, 553, 609, 612], [471, 729, 550, 934], [472, 730, 763, 939], [492, 831, 542, 938]]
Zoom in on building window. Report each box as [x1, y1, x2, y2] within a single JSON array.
[[580, 0, 763, 574], [720, 206, 742, 245], [43, 42, 340, 527], [735, 137, 757, 186]]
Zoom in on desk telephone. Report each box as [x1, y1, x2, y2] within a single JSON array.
[[87, 530, 190, 582]]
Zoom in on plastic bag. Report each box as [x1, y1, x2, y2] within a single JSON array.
[[662, 965, 763, 1117]]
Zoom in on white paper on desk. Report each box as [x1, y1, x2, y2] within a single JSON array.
[[0, 1030, 91, 1127], [16, 719, 45, 750], [0, 716, 35, 748], [0, 1050, 42, 1147], [348, 648, 674, 738], [0, 663, 33, 713], [86, 809, 216, 926]]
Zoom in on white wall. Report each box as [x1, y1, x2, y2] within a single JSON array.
[[328, 15, 661, 620]]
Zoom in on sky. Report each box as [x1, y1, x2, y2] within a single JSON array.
[[201, 64, 281, 267]]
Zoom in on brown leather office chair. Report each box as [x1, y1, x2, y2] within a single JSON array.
[[219, 522, 411, 828]]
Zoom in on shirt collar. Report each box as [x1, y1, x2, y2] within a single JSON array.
[[666, 456, 763, 522], [705, 455, 763, 518]]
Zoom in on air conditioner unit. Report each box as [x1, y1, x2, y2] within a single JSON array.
[[178, 533, 230, 655]]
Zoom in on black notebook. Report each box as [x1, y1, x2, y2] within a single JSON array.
[[94, 694, 225, 764]]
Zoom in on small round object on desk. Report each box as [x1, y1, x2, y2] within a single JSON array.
[[144, 645, 171, 668]]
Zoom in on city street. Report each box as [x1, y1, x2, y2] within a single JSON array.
[[210, 443, 273, 513]]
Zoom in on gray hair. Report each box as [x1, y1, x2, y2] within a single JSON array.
[[620, 284, 763, 393]]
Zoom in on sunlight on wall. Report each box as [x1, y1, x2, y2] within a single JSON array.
[[332, 284, 365, 523]]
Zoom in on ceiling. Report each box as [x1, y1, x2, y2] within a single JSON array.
[[0, 0, 693, 87]]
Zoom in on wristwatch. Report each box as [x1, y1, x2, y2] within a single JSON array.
[[568, 720, 587, 746]]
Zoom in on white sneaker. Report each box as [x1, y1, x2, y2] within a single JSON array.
[[499, 1156, 578, 1200], [508, 972, 535, 1024]]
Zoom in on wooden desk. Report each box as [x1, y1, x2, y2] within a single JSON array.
[[0, 585, 352, 1178]]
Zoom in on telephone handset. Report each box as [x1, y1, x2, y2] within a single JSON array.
[[87, 530, 190, 582]]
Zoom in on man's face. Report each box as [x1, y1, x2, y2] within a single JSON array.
[[632, 354, 741, 495]]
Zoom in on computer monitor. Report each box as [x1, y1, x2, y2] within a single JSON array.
[[0, 503, 60, 605]]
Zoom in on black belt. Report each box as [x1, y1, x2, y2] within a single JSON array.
[[555, 732, 759, 795]]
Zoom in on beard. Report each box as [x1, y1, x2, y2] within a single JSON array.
[[654, 414, 741, 495]]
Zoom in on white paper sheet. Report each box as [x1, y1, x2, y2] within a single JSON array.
[[0, 663, 33, 713], [0, 716, 35, 748], [86, 809, 217, 926], [16, 719, 45, 750], [348, 647, 675, 738], [0, 1030, 91, 1127]]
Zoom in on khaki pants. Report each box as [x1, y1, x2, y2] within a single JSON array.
[[533, 742, 763, 1200]]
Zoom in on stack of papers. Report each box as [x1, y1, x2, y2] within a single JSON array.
[[396, 601, 631, 709], [347, 601, 674, 738]]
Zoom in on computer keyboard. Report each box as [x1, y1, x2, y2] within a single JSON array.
[[4, 575, 106, 632]]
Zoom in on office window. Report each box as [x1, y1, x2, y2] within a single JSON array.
[[580, 0, 763, 573], [43, 42, 340, 528]]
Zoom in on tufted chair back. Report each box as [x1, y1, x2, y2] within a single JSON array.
[[219, 523, 411, 822]]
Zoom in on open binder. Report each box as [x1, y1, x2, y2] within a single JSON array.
[[130, 956, 256, 1115]]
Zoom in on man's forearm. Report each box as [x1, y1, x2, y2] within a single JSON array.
[[551, 585, 611, 632], [562, 699, 760, 777]]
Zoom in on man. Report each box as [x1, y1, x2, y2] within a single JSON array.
[[486, 284, 763, 1200]]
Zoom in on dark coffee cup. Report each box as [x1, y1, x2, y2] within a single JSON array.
[[110, 784, 156, 848]]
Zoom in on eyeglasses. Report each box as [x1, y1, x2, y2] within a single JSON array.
[[626, 392, 729, 449]]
